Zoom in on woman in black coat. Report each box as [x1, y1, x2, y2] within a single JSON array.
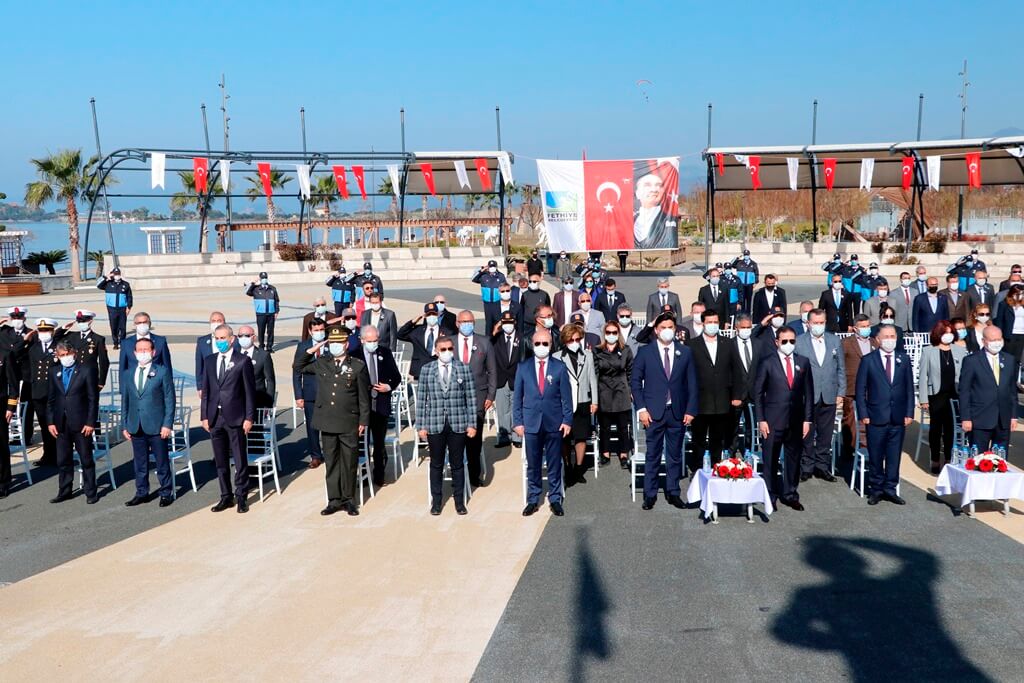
[[593, 320, 634, 469]]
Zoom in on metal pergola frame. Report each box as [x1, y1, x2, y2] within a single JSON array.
[[81, 147, 511, 274]]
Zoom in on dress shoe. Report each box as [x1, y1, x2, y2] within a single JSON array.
[[814, 470, 837, 483], [930, 463, 941, 475], [50, 494, 73, 504], [321, 504, 343, 516], [346, 502, 359, 516], [867, 494, 881, 506], [0, 486, 9, 498], [883, 492, 906, 505], [308, 458, 323, 469], [549, 502, 564, 516], [522, 503, 539, 516], [620, 458, 630, 470], [782, 498, 805, 511], [237, 498, 249, 513], [124, 495, 148, 507], [211, 497, 235, 512], [454, 503, 468, 516], [159, 497, 173, 508], [800, 472, 812, 482], [430, 502, 442, 516], [86, 496, 99, 505], [599, 455, 611, 466], [494, 439, 511, 448], [642, 496, 656, 510], [666, 494, 686, 509]]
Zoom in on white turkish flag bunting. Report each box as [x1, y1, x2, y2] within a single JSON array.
[[150, 152, 165, 189], [859, 158, 875, 191], [497, 152, 514, 186], [296, 164, 311, 200], [453, 160, 471, 189], [926, 155, 942, 191], [786, 158, 799, 191], [386, 164, 401, 197], [1007, 146, 1024, 159], [219, 160, 231, 192], [734, 154, 750, 169]]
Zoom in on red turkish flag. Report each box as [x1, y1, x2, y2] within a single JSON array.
[[901, 156, 914, 191], [332, 165, 349, 199], [257, 162, 273, 197], [822, 158, 837, 191], [965, 152, 982, 189], [715, 153, 724, 176], [748, 156, 761, 190], [351, 165, 367, 199], [192, 158, 209, 194], [583, 160, 633, 251], [474, 158, 493, 191], [420, 163, 437, 196]]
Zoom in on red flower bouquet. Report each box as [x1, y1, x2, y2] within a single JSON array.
[[712, 457, 754, 480]]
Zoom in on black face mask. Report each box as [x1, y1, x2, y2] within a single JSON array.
[[927, 286, 938, 294], [765, 285, 775, 291]]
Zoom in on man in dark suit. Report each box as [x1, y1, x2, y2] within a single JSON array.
[[491, 311, 524, 448], [646, 278, 683, 323], [687, 310, 743, 471], [788, 301, 814, 336], [520, 274, 551, 333], [454, 310, 497, 488], [236, 325, 275, 409], [965, 269, 995, 312], [524, 305, 562, 358], [513, 328, 574, 517], [753, 326, 812, 510], [751, 274, 787, 324], [294, 328, 370, 516], [195, 311, 233, 397], [940, 273, 970, 322], [430, 295, 458, 336], [842, 315, 878, 459], [754, 306, 788, 358], [731, 314, 762, 452], [631, 310, 699, 510], [485, 282, 521, 335], [959, 326, 1020, 451], [47, 341, 100, 504], [355, 325, 401, 487], [855, 325, 914, 506], [398, 302, 447, 381], [201, 324, 256, 513], [553, 276, 580, 329], [999, 264, 1023, 292], [697, 267, 730, 326], [0, 351, 19, 498], [912, 277, 949, 334], [25, 319, 65, 466], [67, 310, 110, 393], [359, 293, 398, 352], [594, 278, 627, 321], [293, 318, 326, 468], [120, 312, 173, 376], [633, 172, 675, 249], [818, 274, 855, 333], [300, 298, 331, 342], [120, 337, 176, 507]]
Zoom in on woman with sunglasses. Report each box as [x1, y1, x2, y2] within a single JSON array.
[[966, 303, 991, 353], [554, 324, 598, 484], [593, 320, 634, 469]]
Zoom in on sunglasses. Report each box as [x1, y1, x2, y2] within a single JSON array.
[[780, 340, 796, 346], [437, 346, 454, 352], [533, 342, 550, 347], [237, 334, 252, 338]]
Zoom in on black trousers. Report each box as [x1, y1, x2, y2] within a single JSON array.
[[970, 426, 1011, 453], [597, 410, 632, 455], [29, 396, 57, 464], [302, 401, 323, 459], [1005, 333, 1024, 365], [256, 314, 276, 350], [56, 425, 95, 498], [618, 253, 627, 272], [428, 422, 467, 504], [210, 421, 248, 499], [368, 410, 389, 483], [0, 417, 10, 488], [928, 391, 955, 465], [463, 410, 486, 486], [801, 401, 837, 475], [107, 306, 127, 346], [762, 424, 802, 503], [689, 412, 734, 472], [322, 431, 359, 505]]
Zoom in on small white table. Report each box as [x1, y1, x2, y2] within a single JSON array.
[[685, 469, 774, 524], [935, 464, 1024, 517]]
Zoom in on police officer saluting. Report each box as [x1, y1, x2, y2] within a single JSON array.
[[67, 310, 110, 392], [352, 261, 384, 297], [96, 267, 132, 350], [325, 265, 356, 316], [472, 258, 508, 326], [245, 271, 280, 352]]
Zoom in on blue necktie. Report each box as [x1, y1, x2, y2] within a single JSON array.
[[62, 366, 72, 392]]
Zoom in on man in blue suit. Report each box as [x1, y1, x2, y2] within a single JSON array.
[[911, 276, 949, 334], [513, 328, 573, 517], [195, 311, 237, 397], [119, 312, 173, 377], [121, 337, 176, 507], [630, 310, 699, 511], [856, 325, 914, 506], [47, 341, 100, 504], [293, 318, 327, 468], [958, 326, 1020, 451]]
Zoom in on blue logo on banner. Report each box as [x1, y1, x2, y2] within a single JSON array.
[[545, 191, 577, 212]]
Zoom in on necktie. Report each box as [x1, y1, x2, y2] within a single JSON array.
[[743, 341, 752, 370], [785, 355, 793, 388], [463, 338, 471, 363], [218, 355, 226, 381], [992, 355, 1000, 384], [506, 335, 513, 362], [661, 294, 666, 307], [835, 291, 841, 308], [663, 346, 671, 378], [62, 367, 72, 392], [979, 287, 985, 303], [884, 354, 892, 384], [537, 360, 545, 396], [367, 353, 378, 386], [712, 286, 718, 299], [442, 364, 449, 389], [904, 288, 910, 305], [609, 294, 614, 309], [426, 328, 435, 355], [137, 366, 146, 393]]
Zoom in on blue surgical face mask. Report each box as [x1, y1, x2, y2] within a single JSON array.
[[364, 269, 372, 276], [857, 327, 872, 338], [459, 322, 475, 337], [584, 281, 594, 288], [215, 339, 230, 353], [363, 341, 379, 353], [329, 343, 346, 357], [260, 278, 268, 286], [435, 302, 445, 313], [311, 330, 326, 342], [957, 329, 968, 340]]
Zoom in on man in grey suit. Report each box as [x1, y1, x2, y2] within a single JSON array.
[[454, 309, 497, 487], [615, 304, 642, 355], [121, 337, 177, 507], [965, 269, 995, 313], [359, 292, 398, 351], [646, 277, 682, 323], [236, 324, 276, 409], [794, 308, 846, 484], [864, 282, 910, 330], [573, 291, 606, 338]]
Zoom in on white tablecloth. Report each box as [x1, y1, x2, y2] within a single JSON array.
[[686, 469, 774, 517], [935, 465, 1024, 508]]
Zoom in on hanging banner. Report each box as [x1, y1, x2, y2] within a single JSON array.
[[387, 164, 402, 198], [859, 158, 875, 190], [332, 165, 349, 199], [257, 162, 273, 197], [926, 155, 941, 191], [497, 152, 514, 186], [352, 165, 367, 199], [150, 152, 165, 189], [901, 156, 914, 191], [822, 158, 837, 191], [715, 153, 725, 176], [296, 164, 311, 200], [537, 156, 679, 252], [786, 158, 799, 191], [453, 159, 471, 189], [474, 158, 493, 191], [220, 160, 231, 192], [193, 157, 209, 193], [419, 163, 436, 196], [1007, 146, 1024, 159], [747, 156, 761, 190], [965, 152, 982, 189]]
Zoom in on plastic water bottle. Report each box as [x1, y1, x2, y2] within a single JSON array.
[[744, 449, 753, 467], [702, 450, 711, 474], [971, 445, 979, 460]]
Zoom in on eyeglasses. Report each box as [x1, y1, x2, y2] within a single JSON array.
[[533, 342, 550, 347]]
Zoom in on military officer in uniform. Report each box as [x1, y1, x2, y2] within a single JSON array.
[[294, 328, 371, 517], [96, 266, 132, 349], [27, 319, 67, 467], [245, 271, 280, 352], [0, 307, 32, 438], [0, 349, 19, 498], [67, 310, 110, 393]]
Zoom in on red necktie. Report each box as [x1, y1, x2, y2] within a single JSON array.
[[785, 355, 794, 389], [538, 360, 545, 395], [463, 338, 471, 363], [904, 288, 910, 305], [885, 353, 893, 383]]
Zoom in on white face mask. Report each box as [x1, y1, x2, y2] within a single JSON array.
[[832, 282, 843, 291], [566, 341, 581, 353], [987, 341, 1004, 355], [880, 339, 897, 353], [500, 291, 512, 301], [877, 290, 888, 298], [501, 323, 515, 335], [488, 267, 497, 274], [11, 319, 24, 331], [237, 336, 253, 349], [77, 322, 91, 332], [344, 319, 357, 331], [210, 322, 223, 333], [771, 317, 785, 329], [425, 315, 438, 327], [618, 316, 632, 327], [948, 282, 959, 291], [58, 355, 76, 368], [370, 302, 382, 312], [658, 288, 669, 295], [563, 283, 574, 291], [703, 323, 719, 336], [328, 343, 346, 357], [135, 352, 153, 366], [541, 317, 554, 328], [779, 341, 795, 355], [528, 282, 540, 291], [38, 332, 53, 343], [810, 323, 826, 337], [315, 306, 328, 316], [363, 341, 379, 353], [532, 344, 550, 359], [800, 311, 809, 322], [917, 273, 927, 281], [438, 350, 454, 364], [977, 315, 990, 323], [434, 302, 446, 313], [940, 333, 954, 345], [136, 323, 151, 337], [709, 277, 720, 286], [658, 328, 675, 343], [113, 275, 122, 282], [580, 302, 591, 312], [604, 334, 619, 344], [976, 278, 987, 287], [901, 279, 912, 287], [737, 328, 752, 340], [881, 318, 895, 326]]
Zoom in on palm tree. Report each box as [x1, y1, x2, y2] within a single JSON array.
[[245, 168, 291, 243], [518, 183, 542, 234], [24, 149, 109, 282], [311, 174, 338, 244], [170, 171, 223, 252], [87, 250, 110, 278], [377, 177, 398, 217]]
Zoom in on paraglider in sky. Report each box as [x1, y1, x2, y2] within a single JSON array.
[[636, 79, 651, 103]]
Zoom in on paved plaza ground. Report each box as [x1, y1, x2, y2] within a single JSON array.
[[1, 268, 1023, 681]]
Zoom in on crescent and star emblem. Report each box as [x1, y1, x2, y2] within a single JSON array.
[[970, 163, 978, 172], [596, 181, 620, 214]]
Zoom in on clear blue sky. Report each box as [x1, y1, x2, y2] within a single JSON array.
[[3, 1, 1023, 208]]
